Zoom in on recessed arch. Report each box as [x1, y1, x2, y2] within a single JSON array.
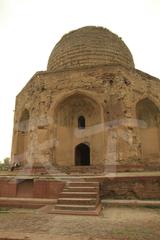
[[136, 98, 160, 157], [136, 98, 159, 127], [16, 109, 30, 165], [50, 91, 104, 167], [54, 92, 102, 127], [50, 90, 104, 124], [135, 95, 160, 114], [19, 109, 30, 132]]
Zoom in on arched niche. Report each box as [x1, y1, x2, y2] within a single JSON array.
[[54, 93, 102, 127], [16, 109, 30, 164], [136, 98, 160, 157], [53, 92, 104, 166]]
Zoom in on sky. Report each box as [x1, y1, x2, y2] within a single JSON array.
[[0, 0, 160, 161]]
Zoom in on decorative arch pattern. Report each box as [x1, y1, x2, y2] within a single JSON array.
[[55, 93, 101, 127]]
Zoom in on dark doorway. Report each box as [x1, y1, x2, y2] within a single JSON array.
[[75, 143, 90, 166]]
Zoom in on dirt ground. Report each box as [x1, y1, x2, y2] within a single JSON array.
[[0, 207, 160, 240]]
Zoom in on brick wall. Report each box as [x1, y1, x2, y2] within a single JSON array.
[[101, 176, 160, 200], [0, 176, 159, 200], [0, 178, 65, 199]]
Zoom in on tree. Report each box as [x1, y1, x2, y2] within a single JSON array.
[[3, 157, 10, 166], [0, 157, 10, 171]]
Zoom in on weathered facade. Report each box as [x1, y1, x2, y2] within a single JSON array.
[[11, 26, 160, 173]]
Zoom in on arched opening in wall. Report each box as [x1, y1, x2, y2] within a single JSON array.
[[75, 143, 90, 166], [54, 92, 103, 167], [78, 116, 85, 129], [16, 109, 30, 165], [136, 98, 160, 158]]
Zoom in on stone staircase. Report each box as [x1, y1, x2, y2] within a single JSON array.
[[53, 180, 102, 215]]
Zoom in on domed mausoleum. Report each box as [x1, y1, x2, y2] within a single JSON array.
[[1, 26, 158, 214], [11, 26, 160, 173]]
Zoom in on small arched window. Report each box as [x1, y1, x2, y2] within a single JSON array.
[[78, 116, 85, 129]]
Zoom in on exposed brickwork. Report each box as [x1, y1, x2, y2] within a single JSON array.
[[0, 176, 159, 201], [101, 176, 160, 200], [0, 178, 65, 199], [0, 179, 17, 197], [47, 26, 135, 72], [33, 180, 65, 199], [11, 65, 160, 170]]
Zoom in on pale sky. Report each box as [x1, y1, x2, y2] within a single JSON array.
[[0, 0, 160, 161]]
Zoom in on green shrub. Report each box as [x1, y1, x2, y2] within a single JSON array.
[[0, 157, 10, 171]]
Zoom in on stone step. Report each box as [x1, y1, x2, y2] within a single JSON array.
[[55, 203, 97, 211], [54, 180, 101, 215], [0, 197, 56, 209], [58, 197, 97, 205], [59, 191, 97, 198], [63, 186, 98, 192], [67, 182, 99, 187], [53, 203, 102, 216], [65, 166, 104, 174]]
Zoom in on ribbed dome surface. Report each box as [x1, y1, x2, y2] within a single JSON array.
[[47, 26, 134, 72]]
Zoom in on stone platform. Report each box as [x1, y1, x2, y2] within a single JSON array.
[[0, 171, 159, 213]]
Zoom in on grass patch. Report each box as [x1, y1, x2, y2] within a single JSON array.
[[0, 207, 10, 212], [144, 205, 160, 209]]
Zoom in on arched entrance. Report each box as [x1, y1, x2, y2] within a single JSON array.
[[75, 143, 90, 166]]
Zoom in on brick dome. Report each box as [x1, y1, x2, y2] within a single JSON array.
[[47, 26, 135, 72]]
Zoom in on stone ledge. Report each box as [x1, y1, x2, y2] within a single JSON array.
[[102, 199, 160, 207]]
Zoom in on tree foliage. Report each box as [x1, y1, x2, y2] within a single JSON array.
[[0, 157, 10, 171]]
